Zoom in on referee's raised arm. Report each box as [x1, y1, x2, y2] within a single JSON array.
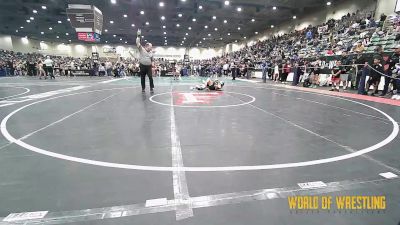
[[136, 29, 142, 50]]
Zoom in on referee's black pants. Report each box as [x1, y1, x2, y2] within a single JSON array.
[[139, 64, 154, 90]]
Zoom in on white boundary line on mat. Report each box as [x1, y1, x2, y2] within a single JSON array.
[[0, 87, 398, 172]]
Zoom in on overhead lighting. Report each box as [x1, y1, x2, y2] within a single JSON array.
[[237, 7, 242, 12], [30, 17, 34, 20], [208, 33, 211, 36], [212, 16, 216, 20], [113, 34, 116, 37], [145, 21, 149, 25], [40, 32, 44, 35], [181, 0, 186, 2], [56, 36, 59, 38], [224, 1, 230, 6], [188, 27, 192, 30], [66, 32, 69, 35], [199, 41, 202, 43], [220, 37, 223, 40], [251, 18, 255, 22], [110, 20, 114, 24], [293, 15, 297, 19], [180, 43, 183, 46], [49, 27, 52, 30], [273, 6, 277, 10], [185, 33, 188, 35], [235, 40, 237, 42], [15, 30, 18, 33], [58, 20, 62, 24], [159, 2, 165, 7], [244, 37, 247, 39], [198, 5, 203, 9], [26, 19, 31, 23], [183, 37, 186, 40], [145, 39, 147, 42], [105, 41, 108, 43], [164, 31, 167, 34], [120, 38, 122, 41], [227, 33, 230, 36], [162, 25, 166, 28], [111, 0, 117, 4], [105, 29, 108, 32], [176, 24, 180, 27], [125, 41, 127, 44], [33, 9, 37, 14], [223, 20, 227, 23], [326, 1, 331, 5], [123, 14, 128, 18], [67, 18, 70, 22], [164, 37, 167, 39], [192, 18, 196, 22], [140, 10, 144, 15], [255, 31, 258, 34], [42, 6, 47, 9], [20, 26, 24, 29], [271, 25, 274, 28], [204, 25, 208, 29], [214, 28, 218, 31], [238, 27, 241, 30], [178, 13, 183, 17], [161, 16, 165, 20]]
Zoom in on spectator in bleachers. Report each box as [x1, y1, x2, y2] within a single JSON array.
[[366, 56, 384, 96], [353, 41, 365, 53]]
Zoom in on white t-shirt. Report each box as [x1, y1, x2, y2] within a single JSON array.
[[44, 59, 53, 67], [105, 62, 112, 69]]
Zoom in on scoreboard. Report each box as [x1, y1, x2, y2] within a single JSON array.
[[67, 4, 103, 35], [77, 32, 100, 42]]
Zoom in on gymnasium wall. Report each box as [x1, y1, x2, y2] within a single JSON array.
[[0, 34, 224, 60], [375, 0, 397, 19]]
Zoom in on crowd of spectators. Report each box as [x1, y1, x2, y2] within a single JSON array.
[[191, 10, 400, 98]]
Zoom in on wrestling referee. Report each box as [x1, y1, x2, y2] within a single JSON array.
[[136, 29, 154, 92]]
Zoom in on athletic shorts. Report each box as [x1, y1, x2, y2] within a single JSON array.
[[368, 76, 381, 85], [331, 77, 341, 83], [340, 73, 349, 81]]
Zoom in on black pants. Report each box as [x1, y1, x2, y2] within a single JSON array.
[[381, 72, 391, 95], [140, 64, 154, 90], [280, 73, 288, 82], [45, 67, 55, 79], [355, 70, 363, 89]]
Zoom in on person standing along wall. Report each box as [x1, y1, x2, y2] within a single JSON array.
[[261, 60, 268, 83]]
